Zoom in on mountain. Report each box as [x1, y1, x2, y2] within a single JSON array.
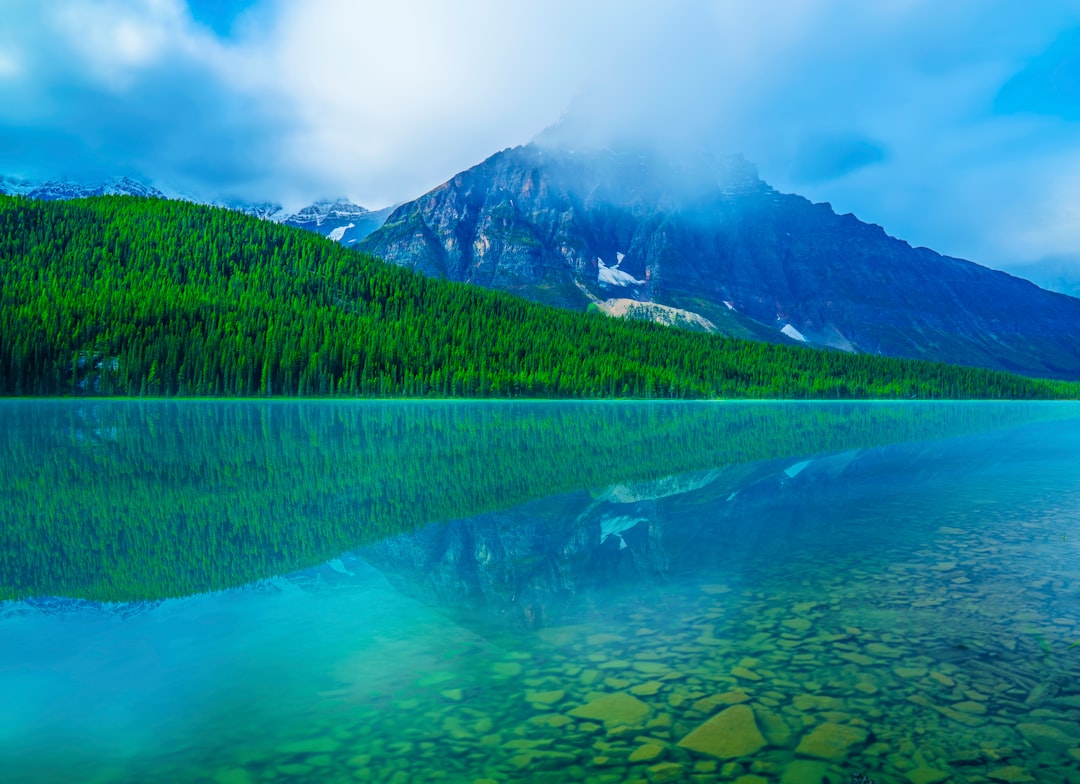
[[359, 144, 1080, 379], [4, 194, 1074, 401], [0, 176, 390, 245], [0, 175, 167, 201], [280, 199, 394, 245]]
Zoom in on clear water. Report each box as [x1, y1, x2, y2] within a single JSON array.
[[2, 401, 1080, 784]]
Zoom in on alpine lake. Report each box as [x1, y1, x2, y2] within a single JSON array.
[[2, 400, 1080, 784]]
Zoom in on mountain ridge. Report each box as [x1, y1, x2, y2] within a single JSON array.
[[4, 193, 1074, 400], [358, 143, 1080, 379], [0, 175, 392, 245]]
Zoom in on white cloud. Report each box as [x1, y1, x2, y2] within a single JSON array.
[[43, 0, 211, 88], [251, 0, 670, 205], [4, 0, 1080, 283], [0, 49, 22, 78]]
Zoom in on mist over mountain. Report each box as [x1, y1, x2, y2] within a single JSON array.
[[359, 142, 1080, 379]]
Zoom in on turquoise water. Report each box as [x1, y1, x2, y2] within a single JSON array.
[[2, 401, 1080, 783]]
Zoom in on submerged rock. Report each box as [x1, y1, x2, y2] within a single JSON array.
[[905, 767, 949, 784], [987, 765, 1035, 783], [568, 692, 651, 726], [677, 704, 767, 758], [628, 743, 664, 762], [793, 722, 868, 761], [1015, 722, 1079, 752]]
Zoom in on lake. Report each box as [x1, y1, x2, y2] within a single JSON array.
[[2, 400, 1079, 784]]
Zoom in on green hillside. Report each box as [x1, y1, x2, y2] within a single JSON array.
[[0, 195, 1076, 399]]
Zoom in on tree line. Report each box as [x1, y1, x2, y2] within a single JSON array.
[[1, 194, 1077, 400]]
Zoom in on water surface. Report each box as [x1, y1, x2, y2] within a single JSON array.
[[2, 401, 1079, 783]]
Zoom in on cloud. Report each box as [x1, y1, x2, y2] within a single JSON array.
[[187, 0, 259, 37], [789, 135, 887, 184], [995, 27, 1080, 120], [0, 49, 22, 79], [2, 0, 1080, 284]]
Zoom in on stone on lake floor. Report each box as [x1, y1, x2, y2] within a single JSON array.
[[529, 713, 573, 728], [647, 761, 684, 783], [782, 618, 812, 632], [793, 722, 868, 761], [951, 700, 986, 714], [631, 681, 664, 697], [929, 672, 955, 687], [677, 704, 767, 759], [569, 692, 651, 726], [892, 666, 927, 679], [692, 691, 752, 712], [779, 759, 831, 784], [753, 705, 794, 748], [840, 652, 875, 666], [987, 765, 1036, 783], [731, 666, 762, 681], [864, 643, 902, 658], [854, 681, 878, 695], [792, 694, 842, 711], [629, 743, 665, 763], [493, 662, 522, 677], [905, 766, 950, 784], [526, 689, 565, 706], [1015, 722, 1080, 752]]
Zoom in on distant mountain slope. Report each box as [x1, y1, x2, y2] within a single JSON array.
[[359, 144, 1080, 379], [0, 176, 390, 245], [2, 195, 1074, 400], [282, 199, 394, 246], [0, 175, 167, 201]]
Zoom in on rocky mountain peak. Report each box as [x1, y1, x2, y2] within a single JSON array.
[[360, 142, 1080, 379]]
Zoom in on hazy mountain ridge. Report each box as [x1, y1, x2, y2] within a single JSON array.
[[0, 175, 168, 201], [0, 176, 391, 245], [359, 144, 1080, 379]]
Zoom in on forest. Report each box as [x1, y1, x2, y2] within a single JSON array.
[[1, 195, 1078, 400]]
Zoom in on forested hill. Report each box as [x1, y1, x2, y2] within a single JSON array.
[[0, 195, 1076, 400]]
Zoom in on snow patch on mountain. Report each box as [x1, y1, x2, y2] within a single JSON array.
[[327, 223, 355, 242], [784, 460, 811, 478], [599, 515, 646, 550], [598, 256, 644, 287], [780, 323, 807, 342]]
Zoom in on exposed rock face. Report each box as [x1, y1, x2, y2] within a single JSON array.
[[359, 143, 1080, 378]]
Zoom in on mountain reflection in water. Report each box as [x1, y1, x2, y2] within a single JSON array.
[[3, 401, 1080, 784]]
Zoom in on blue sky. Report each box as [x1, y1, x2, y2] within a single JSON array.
[[2, 1, 1080, 291]]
